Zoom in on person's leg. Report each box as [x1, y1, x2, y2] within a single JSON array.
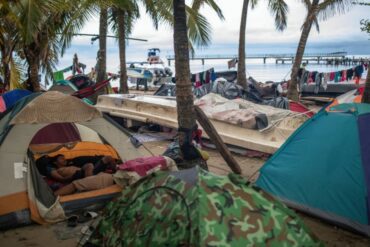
[[54, 183, 77, 196], [82, 163, 94, 177]]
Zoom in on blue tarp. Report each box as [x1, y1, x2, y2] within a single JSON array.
[[2, 89, 32, 109]]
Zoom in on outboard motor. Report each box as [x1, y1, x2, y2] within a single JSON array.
[[164, 67, 173, 77]]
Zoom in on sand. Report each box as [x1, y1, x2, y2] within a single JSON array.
[[1, 140, 369, 246]]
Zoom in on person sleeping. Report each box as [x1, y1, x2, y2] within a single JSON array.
[[47, 154, 117, 183]]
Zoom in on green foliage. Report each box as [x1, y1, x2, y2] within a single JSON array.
[[361, 19, 370, 34]]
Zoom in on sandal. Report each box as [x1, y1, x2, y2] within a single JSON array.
[[67, 215, 78, 227]]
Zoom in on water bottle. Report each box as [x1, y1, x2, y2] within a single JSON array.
[[167, 88, 171, 97]]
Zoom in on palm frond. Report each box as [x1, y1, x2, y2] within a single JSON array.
[[9, 56, 26, 90], [191, 0, 224, 19], [317, 0, 355, 21], [267, 0, 289, 31], [186, 5, 212, 48], [251, 0, 259, 9]]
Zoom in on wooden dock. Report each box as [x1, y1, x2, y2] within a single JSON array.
[[166, 51, 368, 66]]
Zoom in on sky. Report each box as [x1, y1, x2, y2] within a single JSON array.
[[58, 0, 370, 73]]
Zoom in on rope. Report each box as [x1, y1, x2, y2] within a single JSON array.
[[259, 110, 313, 133], [282, 68, 292, 81]]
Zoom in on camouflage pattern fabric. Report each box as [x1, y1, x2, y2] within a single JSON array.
[[89, 167, 322, 246]]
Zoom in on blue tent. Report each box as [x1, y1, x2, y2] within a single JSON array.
[[2, 89, 32, 109], [256, 103, 370, 236]]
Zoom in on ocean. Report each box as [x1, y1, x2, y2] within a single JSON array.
[[58, 40, 370, 88]]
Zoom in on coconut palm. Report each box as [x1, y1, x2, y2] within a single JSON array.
[[173, 0, 197, 160], [106, 0, 224, 94], [0, 1, 22, 90], [237, 0, 288, 89], [109, 1, 140, 93], [96, 8, 108, 85], [287, 0, 354, 101], [0, 0, 100, 91]]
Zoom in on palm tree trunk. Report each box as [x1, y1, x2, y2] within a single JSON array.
[[28, 56, 41, 92], [287, 0, 319, 101], [236, 0, 249, 89], [173, 0, 197, 159], [96, 8, 108, 84], [362, 66, 370, 103], [117, 9, 128, 94], [24, 45, 41, 92]]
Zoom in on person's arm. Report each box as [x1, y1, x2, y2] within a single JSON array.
[[50, 170, 72, 183]]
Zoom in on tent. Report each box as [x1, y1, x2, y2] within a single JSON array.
[[0, 91, 150, 229], [0, 89, 32, 113], [327, 86, 364, 109], [49, 80, 78, 95], [256, 103, 370, 236], [88, 167, 321, 246]]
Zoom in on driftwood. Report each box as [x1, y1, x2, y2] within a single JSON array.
[[194, 105, 242, 174]]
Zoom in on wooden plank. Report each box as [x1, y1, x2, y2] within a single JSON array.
[[194, 105, 242, 174]]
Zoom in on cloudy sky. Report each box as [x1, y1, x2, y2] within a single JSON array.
[[59, 1, 370, 72]]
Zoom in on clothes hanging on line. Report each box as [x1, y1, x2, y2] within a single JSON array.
[[191, 68, 216, 88], [297, 64, 367, 94]]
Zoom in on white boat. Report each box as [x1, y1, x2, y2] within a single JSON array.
[[126, 48, 173, 90], [96, 93, 308, 154]]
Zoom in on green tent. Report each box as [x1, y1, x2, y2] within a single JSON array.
[[89, 168, 321, 246]]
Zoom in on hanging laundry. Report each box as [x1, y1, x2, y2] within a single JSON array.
[[53, 71, 64, 82], [341, 70, 347, 82], [334, 71, 341, 83], [314, 73, 322, 94], [195, 73, 201, 88], [227, 58, 238, 69], [347, 69, 354, 81], [329, 72, 335, 81], [354, 65, 364, 78], [210, 69, 217, 82], [322, 73, 329, 90]]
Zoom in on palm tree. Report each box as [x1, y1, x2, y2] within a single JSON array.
[[287, 0, 354, 101], [96, 8, 108, 85], [0, 1, 22, 90], [0, 0, 99, 91], [173, 0, 197, 157], [110, 1, 140, 94], [237, 0, 288, 89]]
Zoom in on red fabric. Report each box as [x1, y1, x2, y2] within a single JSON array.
[[0, 96, 6, 113], [44, 177, 66, 191], [118, 156, 167, 177], [289, 101, 314, 118], [30, 123, 81, 145], [72, 78, 111, 99], [359, 86, 365, 95]]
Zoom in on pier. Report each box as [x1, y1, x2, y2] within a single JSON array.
[[166, 52, 369, 66]]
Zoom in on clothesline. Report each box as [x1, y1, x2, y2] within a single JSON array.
[[191, 68, 216, 88], [298, 64, 367, 94]]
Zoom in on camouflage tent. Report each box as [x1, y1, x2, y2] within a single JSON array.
[[89, 168, 321, 246]]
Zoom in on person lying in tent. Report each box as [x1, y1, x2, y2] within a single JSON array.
[[47, 154, 117, 183], [54, 172, 115, 196]]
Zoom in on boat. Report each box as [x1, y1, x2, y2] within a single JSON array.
[[126, 48, 173, 90], [95, 93, 308, 154]]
